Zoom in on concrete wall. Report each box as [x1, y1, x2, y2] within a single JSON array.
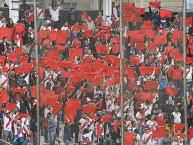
[[44, 0, 99, 10], [0, 1, 4, 7]]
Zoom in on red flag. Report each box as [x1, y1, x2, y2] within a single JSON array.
[[152, 131, 166, 138], [52, 104, 62, 115], [82, 104, 96, 114], [171, 123, 185, 133], [15, 23, 25, 35], [139, 67, 154, 76], [146, 30, 155, 39], [56, 30, 68, 44], [172, 69, 183, 80], [130, 56, 140, 65], [189, 127, 193, 140], [141, 92, 154, 101], [149, 2, 161, 8], [38, 30, 49, 39], [159, 9, 172, 18], [148, 42, 157, 51], [165, 86, 179, 96], [175, 53, 183, 62], [172, 30, 183, 43], [56, 45, 66, 51], [0, 28, 14, 41], [0, 56, 5, 66], [187, 57, 193, 64], [144, 20, 153, 26], [12, 88, 26, 94], [144, 81, 159, 91], [0, 90, 8, 103], [69, 48, 83, 61], [18, 113, 28, 119], [72, 40, 81, 48], [154, 35, 167, 45], [49, 31, 57, 41], [112, 45, 120, 54], [124, 132, 134, 145], [130, 34, 145, 46], [6, 103, 16, 111], [136, 43, 145, 51], [186, 17, 192, 26], [135, 8, 145, 15]]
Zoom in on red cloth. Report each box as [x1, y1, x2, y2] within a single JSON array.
[[56, 30, 68, 44], [139, 67, 154, 76], [6, 104, 16, 111], [144, 20, 153, 26], [171, 123, 185, 133], [149, 2, 161, 8], [172, 69, 183, 80], [15, 23, 25, 36], [172, 30, 183, 43], [124, 132, 134, 145], [146, 30, 155, 39], [175, 53, 183, 62], [0, 90, 8, 103], [144, 81, 159, 91], [38, 30, 49, 39], [141, 92, 154, 101], [112, 45, 120, 53], [8, 54, 18, 62], [165, 86, 179, 96], [28, 14, 34, 23], [148, 42, 157, 51], [69, 48, 82, 61], [64, 99, 81, 124], [0, 28, 14, 41], [159, 9, 172, 18], [82, 104, 96, 114], [152, 131, 166, 138], [154, 35, 167, 44], [136, 8, 145, 15], [130, 56, 139, 65], [186, 17, 193, 26], [189, 127, 193, 140], [130, 34, 145, 46], [136, 43, 145, 50]]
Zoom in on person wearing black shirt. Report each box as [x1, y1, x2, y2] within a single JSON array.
[[68, 8, 77, 26]]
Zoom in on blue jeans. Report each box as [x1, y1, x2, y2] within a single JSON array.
[[38, 18, 44, 30], [3, 130, 13, 144], [138, 125, 144, 137], [48, 131, 55, 143], [33, 131, 38, 145], [64, 140, 70, 145]]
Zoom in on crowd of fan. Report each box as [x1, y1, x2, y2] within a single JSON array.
[[0, 1, 193, 145]]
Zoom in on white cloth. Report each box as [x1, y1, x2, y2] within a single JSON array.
[[37, 7, 44, 19]]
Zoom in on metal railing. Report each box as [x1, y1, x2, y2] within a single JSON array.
[[0, 139, 12, 145]]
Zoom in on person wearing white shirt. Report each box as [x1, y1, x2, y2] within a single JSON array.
[[142, 127, 153, 145], [49, 0, 61, 29], [133, 129, 141, 145], [146, 115, 158, 131], [186, 65, 192, 83], [37, 3, 44, 30], [3, 111, 14, 144], [171, 107, 181, 124]]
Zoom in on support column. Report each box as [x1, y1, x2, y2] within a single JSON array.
[[103, 0, 112, 23], [91, 0, 100, 10], [9, 0, 19, 23], [140, 0, 145, 8]]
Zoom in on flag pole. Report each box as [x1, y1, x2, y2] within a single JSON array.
[[183, 0, 188, 144], [119, 0, 124, 145], [33, 0, 40, 145]]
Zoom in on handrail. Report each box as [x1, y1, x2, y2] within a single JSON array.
[[0, 139, 12, 145]]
